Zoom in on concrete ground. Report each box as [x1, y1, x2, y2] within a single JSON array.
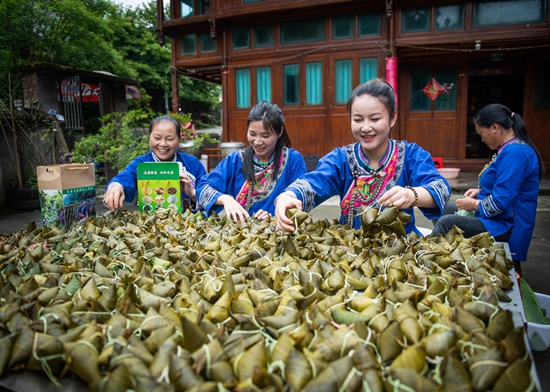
[[0, 171, 549, 390]]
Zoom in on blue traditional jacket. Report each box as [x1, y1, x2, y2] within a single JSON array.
[[196, 147, 307, 216], [285, 140, 451, 234], [477, 141, 540, 261]]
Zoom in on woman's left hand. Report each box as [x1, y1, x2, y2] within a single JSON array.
[[180, 173, 196, 201], [254, 209, 271, 220], [379, 186, 415, 209], [456, 196, 477, 212]]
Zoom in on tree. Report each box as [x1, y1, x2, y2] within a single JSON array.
[[0, 0, 221, 123]]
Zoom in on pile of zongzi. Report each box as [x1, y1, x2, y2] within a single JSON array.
[[0, 207, 537, 391]]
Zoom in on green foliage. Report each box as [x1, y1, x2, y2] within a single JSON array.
[[72, 109, 153, 171], [0, 0, 221, 159], [71, 110, 214, 172]]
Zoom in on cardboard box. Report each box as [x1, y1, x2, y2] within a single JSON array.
[[137, 162, 182, 214], [36, 163, 96, 228]]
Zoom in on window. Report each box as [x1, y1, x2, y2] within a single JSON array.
[[236, 68, 251, 109], [200, 33, 216, 53], [200, 0, 210, 14], [358, 12, 381, 36], [335, 59, 352, 104], [233, 27, 250, 50], [410, 68, 457, 111], [359, 57, 378, 84], [254, 24, 274, 47], [180, 34, 196, 55], [535, 62, 550, 109], [435, 4, 464, 30], [332, 15, 353, 40], [256, 67, 272, 103], [281, 18, 325, 45], [474, 0, 546, 27], [306, 62, 322, 105], [283, 64, 300, 106], [181, 0, 194, 17], [402, 6, 430, 33]]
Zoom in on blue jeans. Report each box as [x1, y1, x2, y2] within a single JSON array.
[[432, 202, 512, 242]]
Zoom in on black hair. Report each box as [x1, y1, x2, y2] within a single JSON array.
[[242, 101, 291, 182], [346, 78, 396, 120], [149, 115, 181, 138], [473, 103, 544, 179]]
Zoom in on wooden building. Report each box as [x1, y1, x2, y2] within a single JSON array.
[[157, 0, 550, 172]]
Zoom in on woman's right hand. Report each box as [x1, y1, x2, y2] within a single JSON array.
[[218, 195, 250, 224], [274, 192, 303, 232], [464, 188, 480, 198], [103, 184, 125, 212]]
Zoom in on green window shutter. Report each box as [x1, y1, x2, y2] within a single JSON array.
[[335, 59, 352, 104], [359, 57, 378, 84], [256, 66, 272, 103], [236, 68, 251, 109], [306, 62, 323, 105]]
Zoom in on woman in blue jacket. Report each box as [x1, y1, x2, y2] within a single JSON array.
[[432, 104, 543, 275], [103, 115, 206, 212]]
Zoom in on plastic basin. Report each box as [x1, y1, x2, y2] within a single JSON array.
[[527, 292, 550, 352], [437, 168, 461, 179], [220, 142, 245, 158]]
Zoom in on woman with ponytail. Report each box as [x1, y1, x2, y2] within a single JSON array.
[[432, 103, 543, 274], [196, 101, 306, 223]]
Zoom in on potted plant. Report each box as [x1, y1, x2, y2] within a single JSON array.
[[71, 109, 213, 182]]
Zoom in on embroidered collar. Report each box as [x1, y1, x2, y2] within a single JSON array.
[[253, 152, 275, 169], [498, 136, 518, 153], [152, 152, 177, 162], [356, 140, 394, 174]]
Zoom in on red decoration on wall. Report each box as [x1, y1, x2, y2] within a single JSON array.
[[423, 78, 445, 101], [81, 84, 100, 102], [385, 57, 398, 108]]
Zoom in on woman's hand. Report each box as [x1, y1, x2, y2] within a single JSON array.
[[103, 184, 125, 212], [274, 192, 302, 232], [456, 197, 478, 212], [254, 209, 271, 221], [180, 173, 196, 201], [464, 188, 480, 198], [218, 195, 250, 224], [378, 186, 415, 209]]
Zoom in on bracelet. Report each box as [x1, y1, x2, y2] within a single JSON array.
[[405, 186, 418, 207]]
